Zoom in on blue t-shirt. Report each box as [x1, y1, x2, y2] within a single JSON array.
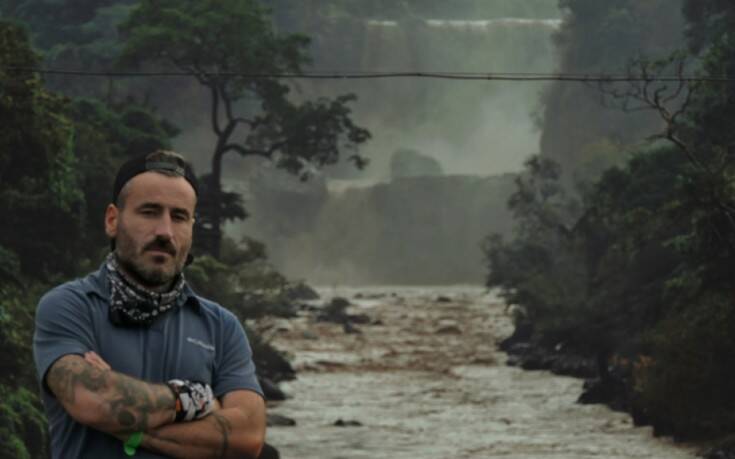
[[33, 263, 263, 459]]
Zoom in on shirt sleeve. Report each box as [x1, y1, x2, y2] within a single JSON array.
[[212, 309, 264, 398], [33, 285, 96, 395]]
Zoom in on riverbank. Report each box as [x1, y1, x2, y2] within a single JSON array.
[[257, 286, 696, 458], [500, 321, 735, 459]]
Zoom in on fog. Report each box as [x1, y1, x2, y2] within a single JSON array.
[[188, 3, 564, 285], [289, 15, 561, 179]]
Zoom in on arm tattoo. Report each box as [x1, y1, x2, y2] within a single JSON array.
[[47, 356, 174, 433], [47, 356, 107, 405], [211, 413, 232, 459]]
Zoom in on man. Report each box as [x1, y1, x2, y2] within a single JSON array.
[[33, 150, 266, 458]]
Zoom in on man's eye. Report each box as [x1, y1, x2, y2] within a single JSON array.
[[172, 213, 189, 222]]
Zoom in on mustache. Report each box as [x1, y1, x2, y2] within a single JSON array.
[[144, 238, 176, 256]]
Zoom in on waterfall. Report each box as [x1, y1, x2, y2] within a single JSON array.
[[230, 9, 565, 284], [341, 15, 561, 177], [425, 18, 562, 28]]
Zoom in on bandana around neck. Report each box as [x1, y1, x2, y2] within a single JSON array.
[[105, 253, 187, 326]]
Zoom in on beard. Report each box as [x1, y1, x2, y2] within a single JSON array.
[[114, 229, 188, 290]]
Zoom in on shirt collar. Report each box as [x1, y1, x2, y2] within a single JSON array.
[[83, 259, 202, 314]]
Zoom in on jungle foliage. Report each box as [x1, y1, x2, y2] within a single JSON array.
[[538, 0, 686, 183], [486, 0, 735, 442], [1, 0, 364, 455], [0, 20, 178, 457]]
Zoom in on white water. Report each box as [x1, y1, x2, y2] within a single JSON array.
[[425, 18, 562, 29], [366, 18, 562, 30], [262, 287, 697, 458]]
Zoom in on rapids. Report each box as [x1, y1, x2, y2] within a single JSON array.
[[262, 286, 696, 458]]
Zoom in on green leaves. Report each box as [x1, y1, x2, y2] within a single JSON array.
[[0, 387, 48, 459], [0, 21, 86, 278], [488, 1, 735, 438], [119, 0, 370, 257], [120, 0, 308, 77]]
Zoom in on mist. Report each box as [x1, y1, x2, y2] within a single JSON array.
[[196, 2, 563, 285]]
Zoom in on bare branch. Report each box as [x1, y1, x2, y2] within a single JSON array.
[[211, 84, 222, 137], [222, 86, 236, 122], [221, 144, 273, 159], [231, 117, 254, 126], [595, 54, 711, 173], [222, 144, 254, 157]]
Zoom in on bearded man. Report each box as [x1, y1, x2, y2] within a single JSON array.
[[33, 150, 266, 458]]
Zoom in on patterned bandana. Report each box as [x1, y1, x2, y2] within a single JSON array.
[[106, 253, 187, 326]]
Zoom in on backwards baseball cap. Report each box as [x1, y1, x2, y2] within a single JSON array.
[[112, 150, 199, 205]]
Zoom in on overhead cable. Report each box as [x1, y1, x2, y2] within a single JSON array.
[[1, 67, 732, 83]]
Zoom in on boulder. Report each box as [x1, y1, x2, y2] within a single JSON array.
[[267, 413, 297, 427], [259, 377, 287, 401], [284, 281, 320, 301], [349, 313, 372, 324], [550, 354, 597, 378], [343, 322, 362, 334], [519, 351, 554, 371], [498, 322, 534, 352], [333, 419, 363, 427], [257, 443, 281, 459], [329, 297, 351, 309], [436, 325, 462, 335], [302, 330, 318, 340]]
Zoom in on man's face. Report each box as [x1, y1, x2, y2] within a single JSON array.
[[105, 171, 196, 290]]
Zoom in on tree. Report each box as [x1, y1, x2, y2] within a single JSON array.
[[119, 0, 370, 257], [538, 0, 686, 182], [486, 1, 735, 441], [595, 3, 735, 289], [0, 21, 72, 458], [0, 21, 85, 279], [0, 0, 138, 98]]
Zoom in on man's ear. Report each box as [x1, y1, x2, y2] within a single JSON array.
[[105, 204, 119, 238]]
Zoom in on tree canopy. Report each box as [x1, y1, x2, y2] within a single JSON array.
[[487, 0, 735, 441], [119, 0, 370, 256]]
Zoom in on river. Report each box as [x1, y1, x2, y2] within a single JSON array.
[[261, 286, 697, 459]]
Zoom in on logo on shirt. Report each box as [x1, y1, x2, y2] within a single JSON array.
[[186, 337, 215, 352]]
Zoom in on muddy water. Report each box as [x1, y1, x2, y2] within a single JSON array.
[[261, 287, 696, 459]]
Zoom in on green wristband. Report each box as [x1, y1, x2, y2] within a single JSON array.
[[123, 431, 143, 456]]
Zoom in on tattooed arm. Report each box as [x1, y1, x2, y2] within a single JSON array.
[[45, 354, 177, 435], [139, 390, 266, 459], [77, 352, 265, 458]]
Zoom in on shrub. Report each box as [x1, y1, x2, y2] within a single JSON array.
[[636, 292, 735, 438]]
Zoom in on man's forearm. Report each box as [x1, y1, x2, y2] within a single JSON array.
[[141, 406, 265, 459], [47, 354, 176, 435]]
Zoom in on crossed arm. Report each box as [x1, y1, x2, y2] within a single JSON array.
[[46, 353, 266, 458]]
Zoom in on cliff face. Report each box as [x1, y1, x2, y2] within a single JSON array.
[[237, 173, 517, 285]]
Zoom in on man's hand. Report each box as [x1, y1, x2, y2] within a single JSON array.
[[141, 390, 266, 459], [168, 379, 217, 421], [46, 353, 177, 436]]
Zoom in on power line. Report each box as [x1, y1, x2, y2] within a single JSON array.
[[1, 66, 732, 82]]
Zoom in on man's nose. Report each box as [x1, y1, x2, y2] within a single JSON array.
[[154, 214, 174, 239]]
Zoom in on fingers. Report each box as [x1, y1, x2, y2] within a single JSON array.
[[84, 351, 111, 371]]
